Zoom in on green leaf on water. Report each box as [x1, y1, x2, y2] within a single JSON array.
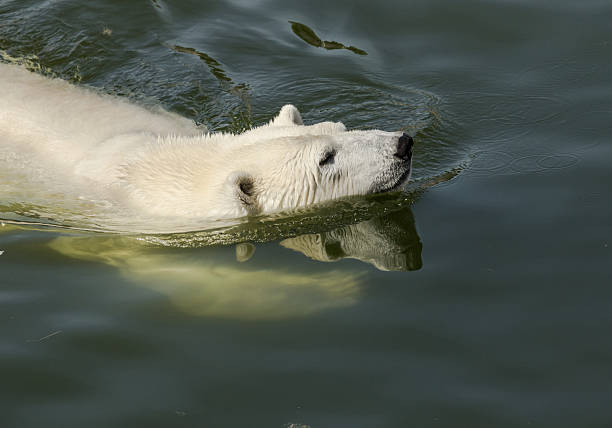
[[289, 21, 323, 48], [346, 45, 368, 56], [322, 40, 344, 50], [289, 21, 367, 56]]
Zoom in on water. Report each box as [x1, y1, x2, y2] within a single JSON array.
[[1, 0, 611, 426]]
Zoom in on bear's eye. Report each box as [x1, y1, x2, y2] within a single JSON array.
[[319, 149, 336, 167], [239, 179, 254, 197]]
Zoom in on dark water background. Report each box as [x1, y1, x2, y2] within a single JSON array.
[[1, 0, 611, 427]]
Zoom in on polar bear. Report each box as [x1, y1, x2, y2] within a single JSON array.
[[0, 63, 414, 219]]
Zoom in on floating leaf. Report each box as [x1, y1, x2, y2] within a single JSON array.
[[289, 21, 367, 56], [322, 40, 344, 50], [346, 45, 368, 56], [289, 21, 322, 48]]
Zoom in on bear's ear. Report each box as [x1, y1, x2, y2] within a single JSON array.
[[269, 104, 304, 127], [227, 171, 258, 214]]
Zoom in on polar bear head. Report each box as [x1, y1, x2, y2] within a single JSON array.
[[120, 105, 413, 219], [213, 105, 414, 218]]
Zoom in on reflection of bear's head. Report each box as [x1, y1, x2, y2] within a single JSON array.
[[120, 105, 413, 219], [281, 207, 423, 271]]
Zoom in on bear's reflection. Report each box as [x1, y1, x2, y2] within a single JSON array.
[[48, 235, 363, 320], [281, 209, 422, 271], [41, 206, 422, 319]]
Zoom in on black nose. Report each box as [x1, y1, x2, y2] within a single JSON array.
[[394, 133, 413, 160]]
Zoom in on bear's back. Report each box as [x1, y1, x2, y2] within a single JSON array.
[[0, 63, 200, 168]]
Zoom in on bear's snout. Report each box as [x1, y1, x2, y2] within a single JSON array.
[[394, 133, 413, 161]]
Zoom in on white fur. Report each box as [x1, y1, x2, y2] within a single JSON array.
[[0, 63, 412, 219]]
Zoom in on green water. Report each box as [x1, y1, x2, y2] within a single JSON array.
[[1, 0, 611, 427]]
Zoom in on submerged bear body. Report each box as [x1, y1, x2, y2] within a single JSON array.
[[0, 63, 413, 219]]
